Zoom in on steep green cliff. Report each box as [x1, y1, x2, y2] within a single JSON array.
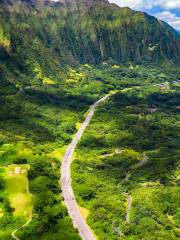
[[0, 0, 180, 92], [0, 0, 179, 68]]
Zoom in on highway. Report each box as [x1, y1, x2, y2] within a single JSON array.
[[61, 94, 111, 240]]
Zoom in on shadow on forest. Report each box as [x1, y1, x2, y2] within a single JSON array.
[[148, 92, 180, 111], [23, 87, 94, 111], [110, 92, 180, 113], [0, 87, 93, 142], [76, 91, 179, 186], [0, 119, 55, 142]]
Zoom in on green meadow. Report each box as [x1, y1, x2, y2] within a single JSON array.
[[4, 165, 32, 219]]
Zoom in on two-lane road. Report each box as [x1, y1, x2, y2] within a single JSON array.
[[61, 94, 111, 240]]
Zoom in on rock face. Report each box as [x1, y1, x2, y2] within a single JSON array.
[[0, 0, 180, 65]]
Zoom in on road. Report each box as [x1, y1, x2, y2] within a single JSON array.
[[125, 154, 149, 223], [61, 94, 112, 240], [11, 214, 32, 240], [126, 195, 132, 223]]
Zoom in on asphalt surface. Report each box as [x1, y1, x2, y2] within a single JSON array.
[[61, 94, 110, 240], [11, 215, 32, 240], [126, 195, 132, 223], [125, 154, 149, 224]]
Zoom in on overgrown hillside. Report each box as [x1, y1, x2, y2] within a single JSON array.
[[72, 82, 180, 240], [0, 0, 180, 239], [1, 61, 179, 239], [0, 0, 180, 75], [0, 0, 180, 93]]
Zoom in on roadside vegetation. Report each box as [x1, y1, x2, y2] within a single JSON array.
[[72, 81, 180, 240], [0, 1, 180, 239], [0, 62, 179, 239]]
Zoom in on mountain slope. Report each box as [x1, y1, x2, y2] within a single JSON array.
[[0, 1, 179, 239], [0, 0, 179, 72]]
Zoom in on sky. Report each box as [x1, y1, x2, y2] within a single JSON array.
[[109, 0, 180, 31]]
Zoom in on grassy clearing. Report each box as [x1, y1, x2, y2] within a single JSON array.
[[79, 206, 89, 220], [0, 208, 3, 217], [5, 165, 32, 219], [79, 205, 99, 239], [0, 230, 12, 240], [48, 146, 67, 161]]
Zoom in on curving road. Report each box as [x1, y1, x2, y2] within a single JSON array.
[[126, 195, 132, 224], [11, 214, 32, 240], [61, 94, 112, 240], [125, 153, 149, 224]]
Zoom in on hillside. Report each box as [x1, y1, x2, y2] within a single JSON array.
[[0, 1, 179, 239], [72, 84, 180, 239], [0, 0, 180, 73], [0, 0, 180, 92]]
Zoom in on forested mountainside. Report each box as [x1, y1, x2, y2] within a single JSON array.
[[0, 0, 180, 79], [0, 0, 180, 240], [0, 0, 180, 95]]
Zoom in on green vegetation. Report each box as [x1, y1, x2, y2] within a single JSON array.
[[0, 61, 179, 239], [72, 84, 180, 240], [0, 166, 25, 239], [0, 0, 179, 239], [4, 165, 32, 219], [0, 0, 180, 82]]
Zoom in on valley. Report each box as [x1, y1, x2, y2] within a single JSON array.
[[0, 61, 179, 240], [72, 83, 180, 239], [0, 0, 180, 239], [61, 91, 114, 240]]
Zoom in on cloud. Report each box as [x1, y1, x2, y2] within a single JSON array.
[[108, 1, 180, 30], [160, 1, 180, 9], [108, 0, 142, 9], [155, 11, 180, 30], [109, 0, 180, 10]]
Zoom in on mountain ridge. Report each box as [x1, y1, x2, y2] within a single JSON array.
[[0, 0, 179, 77]]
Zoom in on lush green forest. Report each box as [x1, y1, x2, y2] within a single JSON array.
[[72, 82, 180, 240], [1, 62, 179, 239], [0, 0, 180, 239]]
